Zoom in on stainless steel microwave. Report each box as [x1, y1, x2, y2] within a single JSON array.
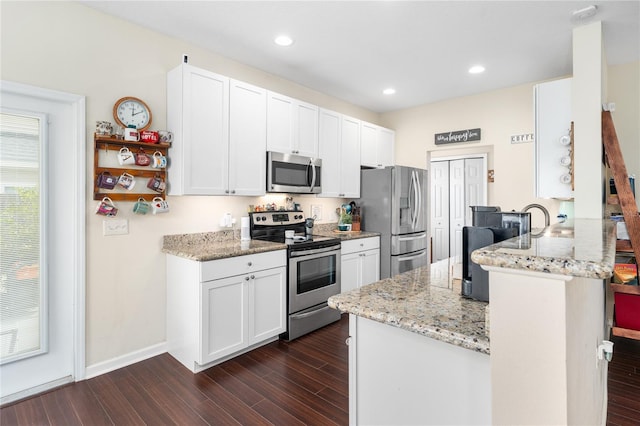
[[267, 151, 322, 194]]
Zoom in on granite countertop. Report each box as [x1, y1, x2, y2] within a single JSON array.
[[162, 231, 286, 261], [328, 261, 490, 354], [471, 219, 616, 279], [162, 224, 380, 261]]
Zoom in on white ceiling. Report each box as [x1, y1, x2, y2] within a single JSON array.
[[82, 1, 639, 113]]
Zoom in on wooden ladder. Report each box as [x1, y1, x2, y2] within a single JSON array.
[[602, 110, 640, 261], [603, 110, 640, 340]]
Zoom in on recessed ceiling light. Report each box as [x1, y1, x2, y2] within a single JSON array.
[[383, 88, 396, 95], [274, 35, 294, 47], [468, 65, 485, 74]]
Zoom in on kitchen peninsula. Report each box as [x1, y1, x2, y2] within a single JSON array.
[[329, 219, 616, 425]]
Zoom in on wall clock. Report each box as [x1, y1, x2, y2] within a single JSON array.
[[113, 96, 152, 130]]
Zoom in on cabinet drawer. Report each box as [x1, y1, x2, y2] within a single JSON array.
[[341, 237, 380, 255], [200, 250, 286, 282]]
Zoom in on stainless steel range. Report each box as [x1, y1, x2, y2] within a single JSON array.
[[249, 211, 342, 340]]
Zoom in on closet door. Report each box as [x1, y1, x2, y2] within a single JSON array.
[[430, 161, 450, 262], [449, 160, 465, 262], [464, 158, 485, 226]]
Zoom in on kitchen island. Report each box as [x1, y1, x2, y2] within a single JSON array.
[[328, 260, 491, 425], [330, 219, 616, 425]]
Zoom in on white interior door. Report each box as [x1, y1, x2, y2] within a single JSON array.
[[430, 155, 487, 264], [449, 159, 465, 262], [0, 82, 85, 404], [430, 161, 450, 262], [464, 158, 485, 225]]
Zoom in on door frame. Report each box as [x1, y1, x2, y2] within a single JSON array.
[[428, 152, 489, 262], [1, 81, 86, 399]]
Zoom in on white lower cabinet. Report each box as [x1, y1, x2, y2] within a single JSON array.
[[341, 237, 380, 293], [167, 250, 286, 372]]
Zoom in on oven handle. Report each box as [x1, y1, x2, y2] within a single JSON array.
[[289, 245, 341, 257], [290, 303, 333, 320]]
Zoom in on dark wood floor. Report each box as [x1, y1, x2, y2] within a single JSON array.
[[1, 315, 639, 425]]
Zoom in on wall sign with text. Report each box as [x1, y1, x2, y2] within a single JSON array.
[[435, 128, 481, 145]]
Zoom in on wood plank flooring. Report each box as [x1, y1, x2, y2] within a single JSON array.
[[1, 315, 639, 425]]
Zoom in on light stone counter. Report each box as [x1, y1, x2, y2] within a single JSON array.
[[471, 219, 616, 279], [162, 231, 286, 261], [328, 260, 490, 354], [313, 223, 380, 241]]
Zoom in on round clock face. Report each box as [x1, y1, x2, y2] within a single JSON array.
[[113, 97, 152, 130]]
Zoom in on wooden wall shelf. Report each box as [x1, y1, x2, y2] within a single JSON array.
[[93, 134, 170, 202]]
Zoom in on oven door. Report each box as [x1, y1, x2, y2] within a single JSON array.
[[288, 245, 341, 314]]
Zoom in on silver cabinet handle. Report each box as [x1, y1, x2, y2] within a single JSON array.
[[245, 276, 250, 281], [247, 261, 252, 266], [250, 275, 255, 279]]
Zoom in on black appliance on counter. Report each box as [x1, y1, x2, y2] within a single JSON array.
[[462, 207, 531, 302], [249, 211, 342, 341]]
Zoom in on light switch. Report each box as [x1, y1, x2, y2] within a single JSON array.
[[103, 219, 129, 236], [311, 204, 323, 220]]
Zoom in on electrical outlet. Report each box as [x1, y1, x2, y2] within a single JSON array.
[[311, 204, 323, 220], [103, 219, 129, 236]]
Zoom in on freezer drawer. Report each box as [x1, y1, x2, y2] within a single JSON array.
[[390, 232, 428, 256], [391, 249, 429, 277]]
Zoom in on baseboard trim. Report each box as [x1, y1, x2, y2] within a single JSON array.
[[84, 342, 167, 380]]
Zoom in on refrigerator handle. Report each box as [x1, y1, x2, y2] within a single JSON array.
[[397, 250, 427, 262], [415, 170, 423, 228], [409, 170, 415, 227], [412, 170, 420, 229]]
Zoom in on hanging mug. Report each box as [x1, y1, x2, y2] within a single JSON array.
[[124, 126, 140, 142], [135, 148, 151, 166], [96, 171, 118, 190], [151, 151, 167, 169], [147, 175, 166, 193], [117, 147, 135, 165], [151, 197, 170, 214], [118, 172, 136, 190], [95, 197, 118, 216], [133, 197, 150, 215]]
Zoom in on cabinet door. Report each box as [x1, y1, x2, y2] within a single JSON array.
[[266, 92, 294, 154], [200, 275, 247, 364], [340, 115, 362, 198], [534, 78, 572, 199], [341, 252, 361, 293], [318, 109, 342, 198], [295, 101, 319, 158], [229, 79, 267, 196], [171, 65, 229, 195], [360, 122, 379, 168], [378, 128, 395, 168], [360, 249, 380, 287], [250, 266, 286, 343]]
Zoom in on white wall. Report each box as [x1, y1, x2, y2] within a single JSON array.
[[381, 81, 562, 226], [0, 2, 377, 367]]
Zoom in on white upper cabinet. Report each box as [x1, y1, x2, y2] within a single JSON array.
[[361, 122, 395, 168], [318, 109, 361, 198], [267, 91, 319, 158], [534, 77, 573, 199], [229, 80, 267, 196], [167, 64, 266, 196]]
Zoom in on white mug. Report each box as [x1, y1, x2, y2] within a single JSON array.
[[124, 127, 140, 142], [117, 147, 135, 165]]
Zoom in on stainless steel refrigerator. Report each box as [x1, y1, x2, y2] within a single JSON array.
[[359, 166, 429, 279]]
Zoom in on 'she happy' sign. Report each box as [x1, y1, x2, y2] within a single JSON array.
[[435, 128, 481, 145]]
